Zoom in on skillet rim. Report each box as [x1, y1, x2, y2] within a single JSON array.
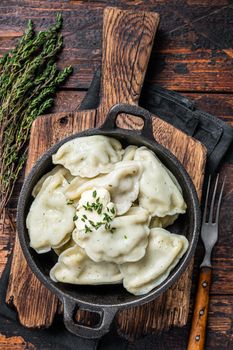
[[17, 124, 201, 310]]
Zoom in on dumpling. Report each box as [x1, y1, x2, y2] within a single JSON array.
[[134, 147, 187, 217], [53, 238, 76, 256], [150, 214, 179, 228], [73, 206, 150, 264], [32, 165, 74, 198], [26, 173, 75, 254], [50, 244, 122, 285], [63, 175, 91, 197], [52, 135, 124, 178], [122, 145, 138, 161], [65, 161, 142, 215], [119, 227, 189, 295]]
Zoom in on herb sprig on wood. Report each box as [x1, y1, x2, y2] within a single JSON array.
[[0, 14, 73, 212]]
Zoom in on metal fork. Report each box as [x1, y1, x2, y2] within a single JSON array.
[[187, 174, 226, 350]]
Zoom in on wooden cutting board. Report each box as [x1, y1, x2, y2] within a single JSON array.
[[6, 7, 206, 340]]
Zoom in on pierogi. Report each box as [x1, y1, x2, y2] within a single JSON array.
[[65, 161, 142, 215], [52, 135, 124, 178], [26, 135, 189, 296], [26, 173, 75, 253], [134, 147, 187, 217], [119, 228, 189, 295], [50, 244, 122, 285]]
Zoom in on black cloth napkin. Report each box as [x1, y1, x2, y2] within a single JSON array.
[[80, 68, 233, 174], [1, 69, 233, 349]]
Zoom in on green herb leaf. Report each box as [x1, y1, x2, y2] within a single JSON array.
[[97, 206, 103, 214], [0, 14, 73, 212], [105, 223, 111, 230], [85, 225, 92, 233], [73, 214, 78, 221], [88, 220, 96, 227], [95, 221, 103, 230], [103, 212, 113, 223]]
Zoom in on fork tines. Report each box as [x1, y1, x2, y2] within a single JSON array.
[[202, 174, 226, 225]]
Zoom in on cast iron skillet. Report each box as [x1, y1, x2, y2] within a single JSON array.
[[17, 103, 200, 339]]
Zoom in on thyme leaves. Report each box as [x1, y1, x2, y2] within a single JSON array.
[[79, 195, 116, 234], [0, 14, 73, 212]]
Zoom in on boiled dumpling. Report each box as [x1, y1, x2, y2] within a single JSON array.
[[32, 165, 74, 198], [134, 147, 186, 217], [150, 214, 179, 228], [28, 135, 190, 294], [166, 167, 182, 193], [50, 244, 122, 285], [52, 135, 124, 178], [122, 145, 138, 161], [119, 227, 189, 295], [53, 238, 76, 256], [26, 173, 75, 254], [62, 174, 90, 204], [65, 161, 142, 215], [73, 206, 150, 264]]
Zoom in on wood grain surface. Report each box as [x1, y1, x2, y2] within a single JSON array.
[[1, 0, 232, 92], [1, 1, 233, 349], [96, 7, 159, 121], [187, 267, 212, 350], [1, 105, 232, 350], [6, 107, 206, 337], [0, 334, 35, 350], [5, 5, 207, 339]]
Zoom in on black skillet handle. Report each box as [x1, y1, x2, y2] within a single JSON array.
[[100, 103, 155, 141], [63, 298, 118, 339]]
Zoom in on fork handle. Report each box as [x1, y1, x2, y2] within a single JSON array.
[[187, 267, 212, 350]]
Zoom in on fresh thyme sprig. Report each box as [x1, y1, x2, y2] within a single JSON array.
[[0, 14, 73, 213]]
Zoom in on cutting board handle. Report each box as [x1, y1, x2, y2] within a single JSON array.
[[96, 7, 160, 124]]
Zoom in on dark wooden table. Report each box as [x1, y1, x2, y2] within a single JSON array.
[[0, 1, 233, 349]]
